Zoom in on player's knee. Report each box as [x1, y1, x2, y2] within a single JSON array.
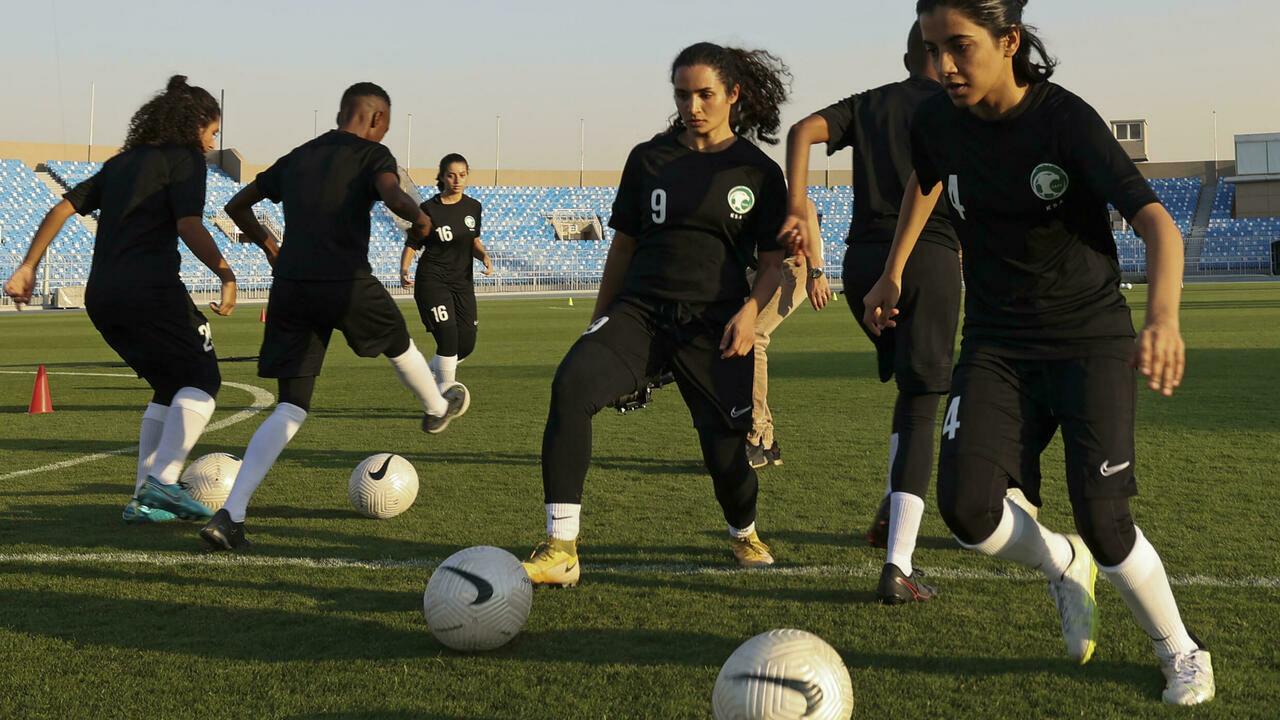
[[699, 427, 748, 481], [938, 455, 1005, 544], [457, 329, 477, 361], [1071, 495, 1137, 567], [383, 326, 411, 359], [278, 376, 316, 413], [548, 345, 611, 417]]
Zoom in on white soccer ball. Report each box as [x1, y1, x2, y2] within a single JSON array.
[[712, 629, 854, 720], [348, 453, 418, 519], [179, 452, 241, 510], [423, 545, 533, 651]]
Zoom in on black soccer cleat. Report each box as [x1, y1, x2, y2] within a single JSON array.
[[200, 509, 252, 552], [764, 441, 782, 466], [610, 370, 675, 414], [876, 563, 937, 605], [746, 441, 768, 469], [866, 495, 890, 548]]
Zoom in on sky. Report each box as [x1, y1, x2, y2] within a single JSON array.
[[2, 0, 1277, 174]]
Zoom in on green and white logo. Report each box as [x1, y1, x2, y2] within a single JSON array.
[[1030, 163, 1069, 201], [464, 215, 477, 230], [727, 185, 755, 214]]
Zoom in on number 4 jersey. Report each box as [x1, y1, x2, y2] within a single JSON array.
[[407, 194, 483, 286], [609, 133, 786, 304]]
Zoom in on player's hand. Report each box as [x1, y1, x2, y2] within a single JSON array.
[[481, 257, 493, 276], [1131, 318, 1184, 396], [210, 279, 236, 316], [776, 211, 809, 258], [862, 274, 901, 336], [400, 269, 414, 288], [806, 274, 831, 311], [4, 266, 36, 307], [720, 306, 758, 359]]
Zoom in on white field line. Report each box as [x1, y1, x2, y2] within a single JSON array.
[[0, 551, 1274, 589], [0, 371, 273, 480]]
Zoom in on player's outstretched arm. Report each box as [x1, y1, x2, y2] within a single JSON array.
[[178, 216, 236, 316], [472, 237, 493, 275], [399, 245, 416, 288], [375, 172, 431, 242], [803, 197, 830, 311], [1129, 202, 1185, 396], [863, 173, 940, 335], [225, 182, 280, 267], [723, 249, 783, 359], [3, 200, 76, 307], [591, 231, 636, 322], [779, 114, 830, 259]]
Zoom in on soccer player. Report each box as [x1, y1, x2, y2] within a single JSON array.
[[3, 75, 233, 524], [200, 82, 467, 551], [521, 42, 790, 587], [399, 153, 492, 395], [780, 21, 961, 604], [864, 0, 1214, 703]]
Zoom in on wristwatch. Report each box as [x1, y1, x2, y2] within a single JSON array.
[[807, 267, 825, 279]]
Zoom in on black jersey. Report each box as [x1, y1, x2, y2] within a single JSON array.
[[817, 77, 958, 250], [64, 144, 206, 298], [405, 194, 482, 285], [256, 130, 399, 281], [909, 82, 1159, 358], [609, 133, 785, 304]]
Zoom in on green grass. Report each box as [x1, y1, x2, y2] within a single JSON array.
[[1, 283, 1278, 719]]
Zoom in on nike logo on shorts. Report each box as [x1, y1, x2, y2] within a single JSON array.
[[1099, 460, 1131, 477], [729, 406, 750, 419]]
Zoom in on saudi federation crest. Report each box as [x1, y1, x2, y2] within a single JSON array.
[[1030, 163, 1069, 201], [727, 186, 755, 215], [464, 215, 477, 230]]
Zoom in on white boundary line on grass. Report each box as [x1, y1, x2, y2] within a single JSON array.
[[0, 551, 1275, 589], [0, 371, 273, 481]]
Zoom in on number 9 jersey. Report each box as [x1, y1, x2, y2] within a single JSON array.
[[608, 133, 787, 304], [406, 194, 483, 287]]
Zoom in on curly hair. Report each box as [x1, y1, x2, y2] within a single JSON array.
[[915, 0, 1056, 83], [120, 75, 220, 154], [666, 42, 791, 146]]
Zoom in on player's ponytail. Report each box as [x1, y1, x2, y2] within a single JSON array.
[[915, 0, 1056, 84], [666, 42, 791, 146], [436, 153, 469, 192], [121, 75, 221, 154]]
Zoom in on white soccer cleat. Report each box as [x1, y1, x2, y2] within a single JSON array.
[[1156, 646, 1215, 705], [1047, 534, 1099, 664]]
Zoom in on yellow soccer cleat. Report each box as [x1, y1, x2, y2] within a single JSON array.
[[522, 536, 580, 587], [730, 530, 775, 568], [1048, 534, 1099, 664]]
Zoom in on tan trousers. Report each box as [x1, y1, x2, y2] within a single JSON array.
[[749, 256, 809, 446]]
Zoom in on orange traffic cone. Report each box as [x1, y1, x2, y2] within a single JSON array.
[[259, 307, 267, 323], [28, 365, 52, 414]]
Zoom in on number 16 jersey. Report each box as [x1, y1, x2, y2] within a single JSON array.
[[406, 194, 483, 287]]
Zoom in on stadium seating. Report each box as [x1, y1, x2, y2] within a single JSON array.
[[3, 160, 1276, 292]]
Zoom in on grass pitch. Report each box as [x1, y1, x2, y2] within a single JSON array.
[[1, 283, 1278, 719]]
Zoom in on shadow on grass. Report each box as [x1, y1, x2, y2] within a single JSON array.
[[285, 714, 481, 720], [762, 528, 961, 551]]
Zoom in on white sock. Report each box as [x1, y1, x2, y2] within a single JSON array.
[[134, 403, 168, 495], [546, 503, 581, 541], [729, 522, 756, 540], [434, 354, 458, 389], [885, 491, 925, 576], [389, 340, 447, 416], [149, 388, 216, 485], [1098, 527, 1199, 656], [222, 403, 308, 523], [959, 498, 1074, 580], [883, 432, 899, 498]]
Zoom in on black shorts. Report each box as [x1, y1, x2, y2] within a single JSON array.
[[414, 279, 478, 347], [573, 294, 753, 432], [938, 347, 1139, 506], [87, 285, 221, 401], [843, 241, 960, 393], [258, 276, 411, 378]]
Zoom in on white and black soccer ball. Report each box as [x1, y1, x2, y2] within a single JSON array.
[[423, 545, 533, 652], [179, 452, 241, 510], [712, 629, 854, 720], [348, 453, 418, 519]]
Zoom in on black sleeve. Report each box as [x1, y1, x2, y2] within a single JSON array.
[[1062, 99, 1160, 221], [814, 93, 860, 156], [745, 162, 786, 254], [63, 173, 102, 216], [255, 154, 287, 203], [607, 144, 644, 237], [474, 199, 483, 235], [168, 149, 207, 220], [369, 144, 399, 191], [909, 104, 942, 190], [405, 201, 429, 251]]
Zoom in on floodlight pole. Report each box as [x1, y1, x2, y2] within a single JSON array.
[[87, 82, 95, 162], [407, 113, 413, 170], [579, 118, 585, 188], [1212, 109, 1219, 181], [219, 89, 225, 153], [313, 109, 318, 139], [495, 115, 501, 186]]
